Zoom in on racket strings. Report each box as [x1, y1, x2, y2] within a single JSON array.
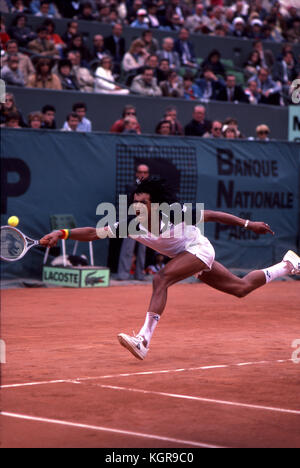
[[0, 229, 25, 260]]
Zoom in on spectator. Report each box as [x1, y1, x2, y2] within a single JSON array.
[[273, 50, 298, 103], [68, 102, 92, 132], [10, 0, 30, 14], [65, 34, 92, 66], [146, 253, 166, 275], [130, 8, 149, 28], [184, 2, 211, 34], [104, 23, 126, 72], [117, 163, 150, 281], [0, 16, 10, 49], [163, 106, 184, 136], [155, 119, 172, 135], [27, 111, 43, 129], [35, 0, 55, 18], [165, 0, 190, 29], [78, 2, 96, 21], [130, 66, 162, 96], [126, 0, 144, 24], [196, 66, 224, 101], [244, 50, 262, 81], [110, 105, 142, 134], [122, 115, 139, 134], [56, 59, 79, 90], [217, 74, 249, 103], [163, 12, 183, 31], [8, 13, 36, 47], [1, 54, 25, 87], [244, 79, 260, 104], [0, 92, 26, 127], [174, 27, 197, 69], [222, 125, 238, 139], [2, 111, 22, 128], [252, 39, 275, 70], [122, 39, 149, 74], [61, 20, 78, 46], [156, 37, 180, 71], [203, 120, 223, 138], [160, 69, 184, 98], [41, 104, 56, 129], [58, 1, 82, 19], [43, 19, 66, 57], [61, 112, 80, 132], [30, 0, 59, 17], [229, 17, 247, 38], [92, 34, 111, 63], [28, 26, 58, 58], [201, 49, 226, 78], [146, 3, 161, 29], [247, 19, 264, 39], [223, 117, 244, 139], [140, 29, 159, 55], [156, 58, 171, 83], [183, 72, 201, 100], [97, 4, 112, 23], [94, 55, 129, 95], [27, 57, 62, 90], [248, 67, 282, 105], [285, 17, 300, 44], [67, 50, 94, 93], [185, 105, 211, 137], [255, 124, 271, 141]]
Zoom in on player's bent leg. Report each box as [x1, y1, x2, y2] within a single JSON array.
[[200, 261, 266, 298]]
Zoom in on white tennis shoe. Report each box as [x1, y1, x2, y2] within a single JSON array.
[[283, 250, 300, 275], [118, 333, 148, 360]]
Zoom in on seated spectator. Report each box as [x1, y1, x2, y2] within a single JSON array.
[[56, 59, 79, 90], [97, 4, 112, 23], [78, 2, 96, 21], [2, 111, 22, 128], [110, 105, 142, 134], [255, 124, 271, 141], [244, 50, 262, 81], [229, 17, 247, 38], [43, 19, 66, 57], [184, 105, 211, 137], [58, 1, 81, 19], [163, 106, 184, 135], [160, 69, 184, 98], [0, 16, 10, 49], [122, 39, 149, 74], [95, 55, 129, 95], [212, 24, 227, 37], [122, 115, 139, 134], [203, 120, 223, 138], [65, 34, 92, 67], [1, 54, 25, 87], [10, 0, 30, 14], [104, 24, 126, 72], [166, 0, 190, 28], [35, 0, 55, 18], [27, 57, 62, 89], [30, 0, 59, 17], [146, 3, 161, 29], [244, 79, 260, 104], [196, 66, 224, 101], [155, 119, 172, 135], [61, 112, 80, 132], [130, 66, 162, 96], [0, 92, 26, 127], [285, 17, 300, 44], [92, 34, 111, 63], [217, 74, 249, 103], [223, 117, 244, 139], [8, 13, 36, 47], [67, 50, 94, 93], [69, 102, 92, 132], [174, 27, 197, 69], [252, 40, 275, 70], [157, 37, 180, 71], [28, 26, 58, 58], [222, 125, 238, 139], [156, 58, 171, 84], [248, 67, 281, 105], [141, 29, 159, 55], [126, 0, 144, 24], [201, 49, 226, 79], [247, 19, 264, 39], [61, 20, 79, 47], [28, 111, 43, 129], [130, 8, 149, 28], [183, 72, 201, 100], [41, 104, 56, 129], [273, 50, 298, 104], [184, 2, 211, 34]]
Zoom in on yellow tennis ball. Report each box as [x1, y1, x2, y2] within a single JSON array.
[[8, 216, 19, 227]]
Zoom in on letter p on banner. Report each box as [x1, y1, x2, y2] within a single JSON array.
[[291, 339, 300, 364], [0, 339, 6, 364], [0, 79, 6, 103]]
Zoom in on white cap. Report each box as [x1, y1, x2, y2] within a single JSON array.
[[233, 17, 245, 25], [137, 8, 147, 15], [251, 19, 263, 26]]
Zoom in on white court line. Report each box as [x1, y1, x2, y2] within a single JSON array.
[[0, 412, 223, 448], [1, 358, 293, 390], [94, 384, 300, 416]]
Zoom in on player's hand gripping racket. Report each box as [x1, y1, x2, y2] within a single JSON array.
[[0, 226, 40, 262]]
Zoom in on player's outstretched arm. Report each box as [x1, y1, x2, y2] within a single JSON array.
[[203, 210, 274, 236], [40, 227, 107, 247]]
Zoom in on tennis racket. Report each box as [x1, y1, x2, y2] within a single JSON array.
[[0, 226, 40, 262]]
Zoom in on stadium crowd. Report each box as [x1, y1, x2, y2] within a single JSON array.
[[1, 0, 299, 132]]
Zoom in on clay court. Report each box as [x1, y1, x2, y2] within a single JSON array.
[[1, 281, 300, 448]]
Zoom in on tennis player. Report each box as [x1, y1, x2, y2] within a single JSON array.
[[40, 178, 300, 360]]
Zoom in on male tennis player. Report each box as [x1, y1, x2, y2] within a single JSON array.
[[40, 178, 300, 360]]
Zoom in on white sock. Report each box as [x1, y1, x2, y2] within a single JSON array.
[[262, 260, 292, 283], [138, 312, 160, 347]]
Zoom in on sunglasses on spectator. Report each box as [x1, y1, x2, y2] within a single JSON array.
[[125, 111, 136, 115], [258, 130, 269, 134], [213, 126, 222, 131]]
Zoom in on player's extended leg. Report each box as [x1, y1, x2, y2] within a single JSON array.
[[118, 251, 208, 359]]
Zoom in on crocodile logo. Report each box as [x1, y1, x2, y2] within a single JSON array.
[[85, 271, 105, 286]]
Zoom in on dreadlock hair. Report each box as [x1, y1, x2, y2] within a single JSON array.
[[134, 177, 176, 205]]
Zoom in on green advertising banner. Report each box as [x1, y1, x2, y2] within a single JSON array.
[[1, 129, 299, 282]]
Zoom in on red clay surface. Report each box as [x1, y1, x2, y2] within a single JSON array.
[[1, 282, 300, 448]]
